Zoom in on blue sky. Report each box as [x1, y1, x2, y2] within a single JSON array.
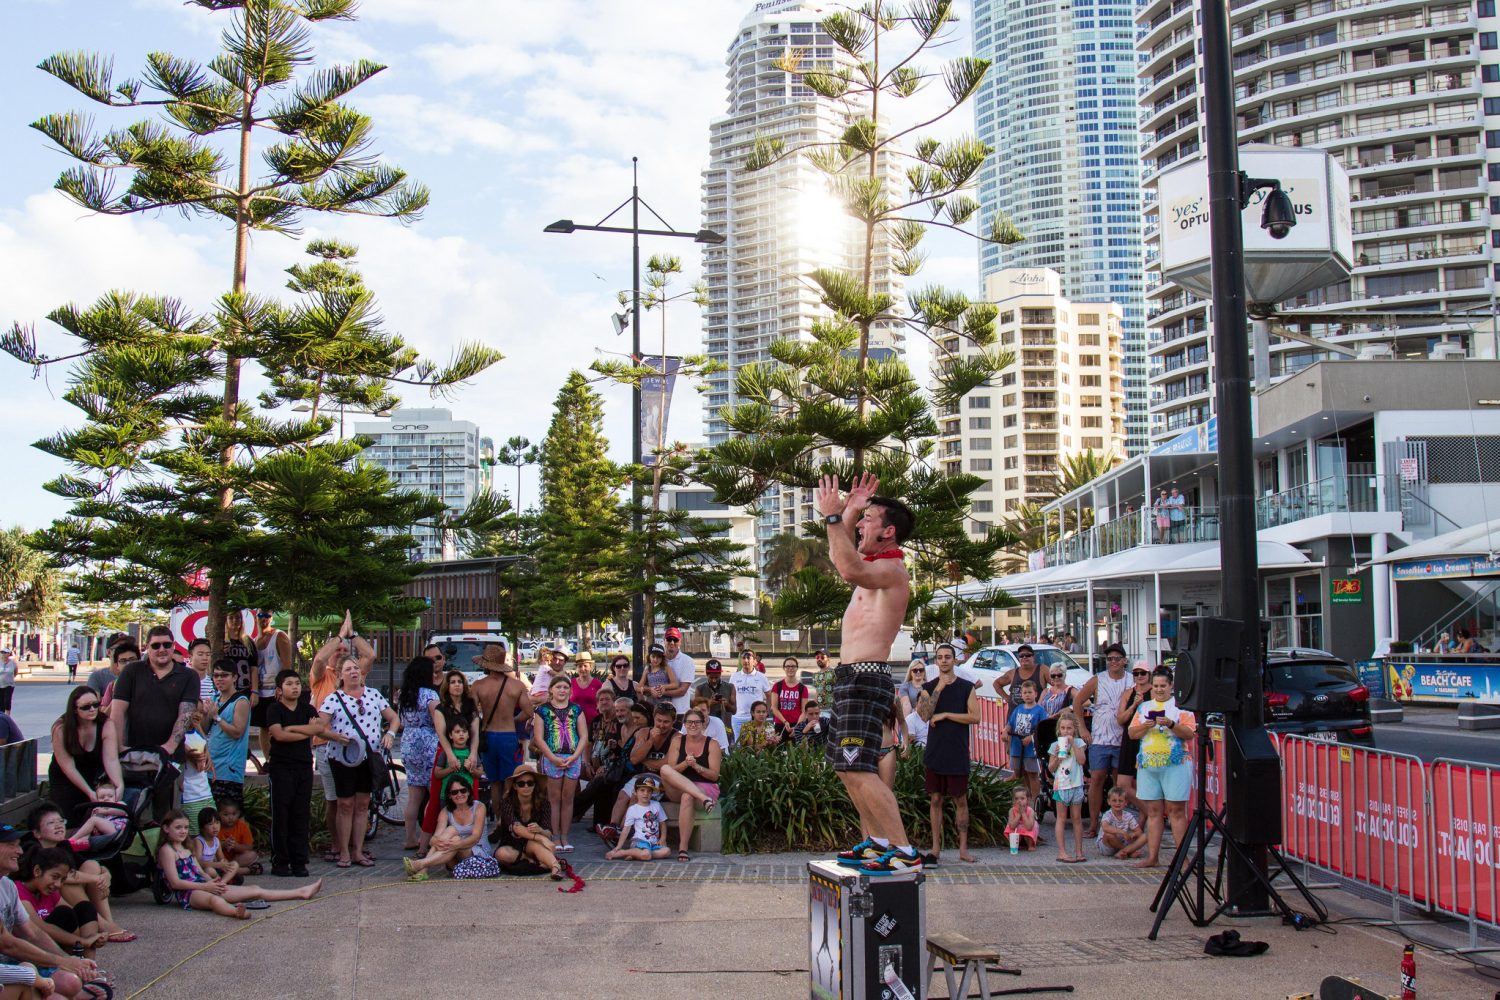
[[0, 0, 976, 528]]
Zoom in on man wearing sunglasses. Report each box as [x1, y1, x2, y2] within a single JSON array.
[[111, 624, 200, 761], [1073, 642, 1133, 837]]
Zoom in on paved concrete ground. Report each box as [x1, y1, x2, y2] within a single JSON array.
[[83, 836, 1497, 1000]]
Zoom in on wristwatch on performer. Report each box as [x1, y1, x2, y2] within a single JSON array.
[[824, 514, 843, 526]]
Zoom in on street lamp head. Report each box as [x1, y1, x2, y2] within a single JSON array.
[[544, 220, 576, 234], [693, 228, 727, 246], [1260, 186, 1297, 240]]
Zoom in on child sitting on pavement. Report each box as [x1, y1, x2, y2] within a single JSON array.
[[1004, 798, 1040, 852], [1097, 787, 1147, 859], [215, 799, 261, 874], [606, 775, 671, 861], [191, 807, 239, 882]]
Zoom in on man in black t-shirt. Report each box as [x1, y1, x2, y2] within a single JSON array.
[[111, 625, 199, 761], [265, 669, 322, 876], [921, 643, 980, 864]]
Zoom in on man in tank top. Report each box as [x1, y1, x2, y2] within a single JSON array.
[[1073, 642, 1133, 838]]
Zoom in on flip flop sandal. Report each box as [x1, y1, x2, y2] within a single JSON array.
[[353, 856, 377, 867], [549, 865, 565, 881], [677, 850, 691, 862], [244, 898, 271, 909], [336, 859, 352, 869], [105, 931, 138, 943]]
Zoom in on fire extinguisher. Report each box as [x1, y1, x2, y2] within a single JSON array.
[[1400, 943, 1416, 1000]]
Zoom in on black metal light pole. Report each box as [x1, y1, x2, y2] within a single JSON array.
[[545, 158, 725, 674], [1202, 0, 1283, 913]]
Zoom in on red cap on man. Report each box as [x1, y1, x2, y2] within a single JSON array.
[[664, 627, 682, 641]]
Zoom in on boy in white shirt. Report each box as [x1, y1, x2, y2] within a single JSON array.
[[607, 775, 671, 861], [1096, 786, 1147, 858]]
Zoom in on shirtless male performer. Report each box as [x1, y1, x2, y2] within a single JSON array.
[[471, 642, 534, 815], [817, 472, 920, 875]]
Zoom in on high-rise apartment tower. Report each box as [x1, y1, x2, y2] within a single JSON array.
[[972, 0, 1149, 454]]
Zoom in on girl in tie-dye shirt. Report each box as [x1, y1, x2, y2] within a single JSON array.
[[533, 676, 588, 853]]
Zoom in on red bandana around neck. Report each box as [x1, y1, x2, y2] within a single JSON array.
[[862, 549, 905, 563]]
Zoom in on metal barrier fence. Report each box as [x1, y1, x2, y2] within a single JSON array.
[[1278, 735, 1431, 919], [1430, 757, 1500, 947], [970, 698, 1009, 771]]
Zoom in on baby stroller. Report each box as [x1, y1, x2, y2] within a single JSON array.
[[67, 746, 179, 900]]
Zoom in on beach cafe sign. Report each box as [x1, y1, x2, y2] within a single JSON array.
[[1392, 557, 1500, 581]]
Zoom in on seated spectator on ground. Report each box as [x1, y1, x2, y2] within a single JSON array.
[[25, 806, 130, 944], [1096, 786, 1146, 859], [607, 704, 676, 829], [580, 699, 646, 836], [734, 701, 780, 753], [606, 775, 671, 861], [0, 822, 99, 1000], [489, 763, 564, 880], [685, 696, 730, 750], [190, 808, 238, 882], [1005, 799, 1039, 852], [215, 800, 260, 873], [155, 810, 320, 919], [12, 846, 105, 960], [404, 781, 493, 881], [789, 700, 827, 746]]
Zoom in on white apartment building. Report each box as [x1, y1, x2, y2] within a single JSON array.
[[354, 407, 485, 563], [1139, 0, 1500, 445], [660, 482, 760, 619], [701, 0, 905, 569], [937, 268, 1127, 529]]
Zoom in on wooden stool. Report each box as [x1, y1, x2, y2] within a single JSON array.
[[926, 931, 1001, 999]]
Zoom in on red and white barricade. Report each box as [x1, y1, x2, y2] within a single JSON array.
[[970, 697, 1009, 772], [1430, 758, 1500, 934]]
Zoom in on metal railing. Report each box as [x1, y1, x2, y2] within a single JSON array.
[[1256, 473, 1379, 529]]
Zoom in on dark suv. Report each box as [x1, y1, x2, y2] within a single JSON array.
[[1261, 648, 1374, 745]]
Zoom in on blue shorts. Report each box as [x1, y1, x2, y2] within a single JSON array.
[[541, 756, 581, 780], [1136, 761, 1192, 802], [1087, 743, 1121, 772], [480, 731, 521, 784], [632, 839, 661, 852], [1053, 786, 1085, 805]]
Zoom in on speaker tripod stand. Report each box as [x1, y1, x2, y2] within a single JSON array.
[[1147, 726, 1326, 940]]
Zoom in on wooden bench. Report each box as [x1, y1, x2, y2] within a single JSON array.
[[926, 931, 1002, 1000], [660, 799, 722, 854]]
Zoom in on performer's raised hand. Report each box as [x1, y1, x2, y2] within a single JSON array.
[[846, 472, 880, 516], [815, 474, 846, 517]]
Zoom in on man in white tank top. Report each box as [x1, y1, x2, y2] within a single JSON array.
[[1072, 642, 1133, 838]]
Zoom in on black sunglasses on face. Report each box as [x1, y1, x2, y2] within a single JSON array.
[[76, 701, 100, 710], [513, 780, 535, 788], [149, 642, 174, 650]]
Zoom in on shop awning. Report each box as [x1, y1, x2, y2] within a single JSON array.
[[1375, 518, 1500, 580]]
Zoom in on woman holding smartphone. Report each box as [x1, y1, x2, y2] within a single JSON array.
[[1125, 666, 1195, 869]]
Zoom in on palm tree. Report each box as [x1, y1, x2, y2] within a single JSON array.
[[761, 533, 834, 594]]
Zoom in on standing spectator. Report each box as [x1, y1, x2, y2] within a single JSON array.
[[307, 619, 373, 860], [318, 658, 400, 868], [812, 648, 831, 675], [1047, 711, 1088, 862], [1038, 662, 1075, 719], [422, 722, 480, 838], [1114, 662, 1154, 809], [529, 644, 564, 706], [85, 640, 135, 699], [728, 651, 772, 742], [1127, 667, 1195, 868], [200, 659, 251, 805], [0, 824, 97, 1000], [65, 642, 81, 683], [897, 662, 926, 715], [1152, 488, 1171, 543], [434, 670, 478, 768], [660, 628, 697, 715], [1002, 679, 1046, 806], [396, 656, 440, 853], [922, 643, 979, 864], [992, 645, 1045, 708], [252, 610, 292, 760], [1166, 486, 1187, 541], [770, 657, 810, 734], [533, 676, 586, 854], [221, 613, 260, 705], [570, 651, 603, 728], [187, 638, 213, 701], [0, 652, 16, 715], [1074, 643, 1133, 837], [265, 669, 320, 878], [603, 655, 639, 704], [47, 687, 123, 828], [111, 625, 198, 761], [691, 660, 735, 730], [472, 643, 532, 817], [657, 708, 720, 862]]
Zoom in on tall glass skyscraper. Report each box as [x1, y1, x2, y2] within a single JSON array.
[[973, 0, 1148, 454]]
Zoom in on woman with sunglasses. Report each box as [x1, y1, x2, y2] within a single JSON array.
[[657, 709, 720, 862], [489, 762, 564, 879], [403, 780, 491, 881], [897, 661, 926, 717], [602, 655, 640, 704], [47, 687, 124, 837], [1113, 661, 1155, 809], [1038, 664, 1076, 720]]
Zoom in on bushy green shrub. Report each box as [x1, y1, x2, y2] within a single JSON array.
[[721, 742, 1015, 853]]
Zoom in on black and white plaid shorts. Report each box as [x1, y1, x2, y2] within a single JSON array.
[[825, 661, 894, 774]]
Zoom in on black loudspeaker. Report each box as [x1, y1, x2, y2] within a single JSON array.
[[1173, 616, 1242, 714], [1226, 725, 1283, 845]]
